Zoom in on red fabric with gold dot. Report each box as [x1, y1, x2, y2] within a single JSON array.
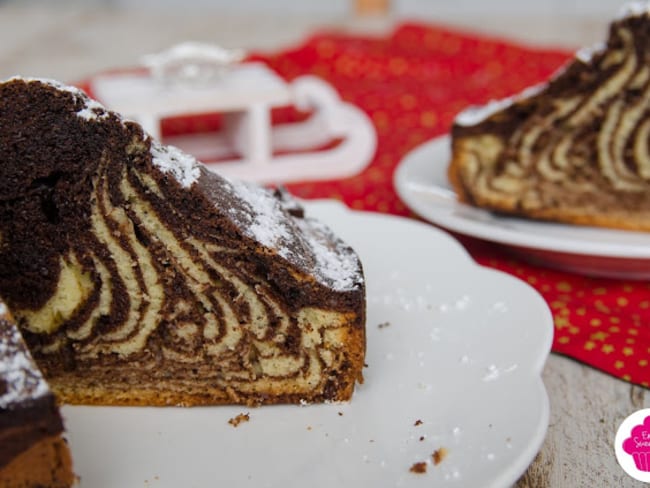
[[80, 22, 650, 388]]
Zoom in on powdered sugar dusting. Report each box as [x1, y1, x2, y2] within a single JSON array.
[[224, 178, 362, 291], [0, 315, 50, 408], [76, 98, 107, 121], [295, 217, 362, 291], [10, 76, 110, 121], [618, 2, 650, 19], [151, 141, 201, 188], [576, 42, 606, 63], [455, 84, 545, 126], [227, 178, 293, 249]]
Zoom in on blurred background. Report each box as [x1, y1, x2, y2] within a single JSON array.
[[0, 0, 633, 82]]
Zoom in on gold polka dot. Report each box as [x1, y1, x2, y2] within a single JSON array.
[[595, 301, 610, 313], [615, 360, 624, 370], [591, 331, 609, 341], [609, 326, 621, 334], [556, 282, 572, 292], [316, 40, 336, 58], [557, 336, 570, 344], [584, 341, 596, 351], [371, 111, 390, 131], [601, 344, 615, 354], [629, 328, 639, 336], [569, 326, 580, 335], [639, 359, 648, 367], [617, 297, 629, 307], [388, 57, 408, 76], [420, 111, 438, 128], [593, 287, 607, 295], [399, 94, 417, 110], [609, 317, 621, 324], [576, 307, 586, 316], [550, 300, 566, 310], [555, 317, 569, 328], [623, 347, 634, 356], [590, 318, 602, 327]]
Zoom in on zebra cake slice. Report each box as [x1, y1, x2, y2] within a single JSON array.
[[448, 4, 650, 231], [0, 77, 366, 406], [0, 299, 75, 488]]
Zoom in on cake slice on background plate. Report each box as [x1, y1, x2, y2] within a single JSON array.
[[0, 299, 75, 488], [0, 76, 366, 407], [448, 3, 650, 231]]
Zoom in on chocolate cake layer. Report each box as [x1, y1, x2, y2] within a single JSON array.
[[0, 77, 366, 406], [448, 4, 650, 231]]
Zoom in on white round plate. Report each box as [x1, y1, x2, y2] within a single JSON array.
[[394, 135, 650, 279], [62, 201, 552, 488]]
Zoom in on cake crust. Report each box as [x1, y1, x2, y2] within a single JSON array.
[[0, 435, 75, 488]]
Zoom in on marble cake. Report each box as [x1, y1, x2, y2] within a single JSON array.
[[448, 3, 650, 231], [0, 77, 366, 407], [0, 299, 74, 487]]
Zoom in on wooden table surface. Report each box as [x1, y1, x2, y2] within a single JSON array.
[[0, 4, 648, 487]]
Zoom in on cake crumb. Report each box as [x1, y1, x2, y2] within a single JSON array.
[[432, 447, 448, 465], [414, 419, 423, 426], [377, 321, 391, 329], [338, 411, 344, 416], [409, 462, 427, 474], [228, 412, 250, 427], [419, 436, 425, 442]]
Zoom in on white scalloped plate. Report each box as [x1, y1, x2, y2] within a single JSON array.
[[394, 135, 650, 279], [61, 201, 552, 488]]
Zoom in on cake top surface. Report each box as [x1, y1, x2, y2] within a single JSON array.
[[219, 177, 362, 292], [454, 84, 545, 127], [11, 76, 109, 122], [150, 141, 202, 188], [0, 302, 50, 409], [618, 1, 650, 19], [455, 2, 650, 128]]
